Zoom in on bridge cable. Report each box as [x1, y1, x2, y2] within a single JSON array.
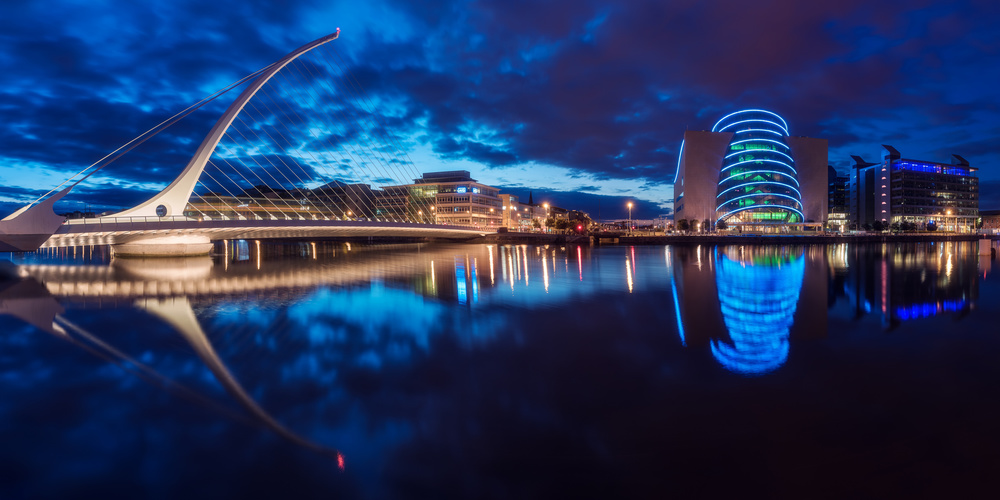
[[215, 129, 303, 220], [202, 160, 277, 220], [273, 58, 385, 220], [222, 117, 312, 220], [308, 53, 435, 222], [322, 48, 437, 222], [27, 65, 274, 208], [208, 144, 287, 220], [234, 71, 357, 221], [236, 84, 347, 220], [320, 49, 436, 221], [235, 100, 340, 220], [279, 57, 388, 220], [258, 64, 384, 220], [245, 88, 354, 220]]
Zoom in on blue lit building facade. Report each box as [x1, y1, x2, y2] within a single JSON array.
[[850, 145, 979, 231], [673, 109, 828, 231], [713, 110, 803, 226]]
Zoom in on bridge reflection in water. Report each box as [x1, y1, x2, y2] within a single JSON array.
[[0, 239, 993, 495], [4, 241, 988, 382]]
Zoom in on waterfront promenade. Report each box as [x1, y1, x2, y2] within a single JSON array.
[[479, 231, 995, 246]]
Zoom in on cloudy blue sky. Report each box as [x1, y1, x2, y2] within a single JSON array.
[[1, 0, 998, 220]]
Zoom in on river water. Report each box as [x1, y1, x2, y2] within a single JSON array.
[[1, 241, 998, 499]]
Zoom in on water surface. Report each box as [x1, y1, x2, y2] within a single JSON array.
[[1, 241, 998, 499]]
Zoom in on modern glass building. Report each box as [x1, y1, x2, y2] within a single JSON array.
[[672, 109, 827, 232], [713, 109, 803, 227], [850, 146, 979, 232]]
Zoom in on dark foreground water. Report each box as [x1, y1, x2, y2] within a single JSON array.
[[1, 241, 999, 499]]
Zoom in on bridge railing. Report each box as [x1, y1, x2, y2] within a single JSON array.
[[63, 215, 450, 225], [64, 216, 199, 225], [59, 215, 496, 233]]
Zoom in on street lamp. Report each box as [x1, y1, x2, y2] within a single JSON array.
[[543, 203, 550, 232], [946, 209, 953, 232], [627, 202, 633, 236]]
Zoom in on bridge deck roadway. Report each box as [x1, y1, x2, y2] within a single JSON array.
[[43, 217, 489, 248]]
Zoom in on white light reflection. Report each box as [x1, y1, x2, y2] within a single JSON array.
[[542, 252, 549, 292], [430, 260, 436, 294], [626, 256, 634, 293], [522, 245, 529, 287], [488, 245, 495, 285], [631, 246, 637, 278], [508, 248, 516, 292]]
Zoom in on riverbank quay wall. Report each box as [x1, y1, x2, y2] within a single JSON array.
[[615, 233, 990, 245], [477, 232, 992, 246]]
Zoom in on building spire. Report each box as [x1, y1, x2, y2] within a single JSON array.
[[528, 191, 534, 206]]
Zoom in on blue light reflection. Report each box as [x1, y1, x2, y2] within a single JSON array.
[[712, 248, 805, 375]]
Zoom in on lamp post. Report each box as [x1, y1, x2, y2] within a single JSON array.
[[946, 209, 953, 232], [627, 202, 633, 236]]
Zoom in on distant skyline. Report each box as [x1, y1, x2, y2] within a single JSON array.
[[1, 0, 998, 220]]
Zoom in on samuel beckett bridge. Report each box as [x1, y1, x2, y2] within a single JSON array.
[[0, 30, 489, 256]]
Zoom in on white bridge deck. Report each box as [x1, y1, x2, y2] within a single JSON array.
[[44, 216, 489, 248]]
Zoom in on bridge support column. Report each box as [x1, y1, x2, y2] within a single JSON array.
[[113, 235, 213, 257], [981, 239, 994, 255]]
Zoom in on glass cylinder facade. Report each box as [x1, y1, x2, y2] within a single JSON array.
[[714, 109, 802, 225]]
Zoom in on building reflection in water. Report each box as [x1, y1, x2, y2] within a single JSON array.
[[6, 239, 985, 388], [827, 241, 981, 328], [712, 246, 805, 375], [671, 244, 827, 376]]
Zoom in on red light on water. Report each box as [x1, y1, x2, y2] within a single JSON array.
[[337, 452, 345, 471]]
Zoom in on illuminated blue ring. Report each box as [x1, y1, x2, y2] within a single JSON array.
[[673, 139, 685, 185], [712, 109, 789, 134], [716, 181, 802, 200], [732, 128, 783, 136], [725, 149, 794, 162], [716, 205, 804, 224], [730, 138, 790, 149], [716, 119, 788, 135], [711, 340, 789, 375], [716, 192, 803, 212], [721, 158, 797, 173], [719, 169, 801, 187]]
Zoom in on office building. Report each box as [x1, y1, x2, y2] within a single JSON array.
[[850, 145, 978, 231], [828, 166, 850, 227], [386, 171, 502, 227]]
